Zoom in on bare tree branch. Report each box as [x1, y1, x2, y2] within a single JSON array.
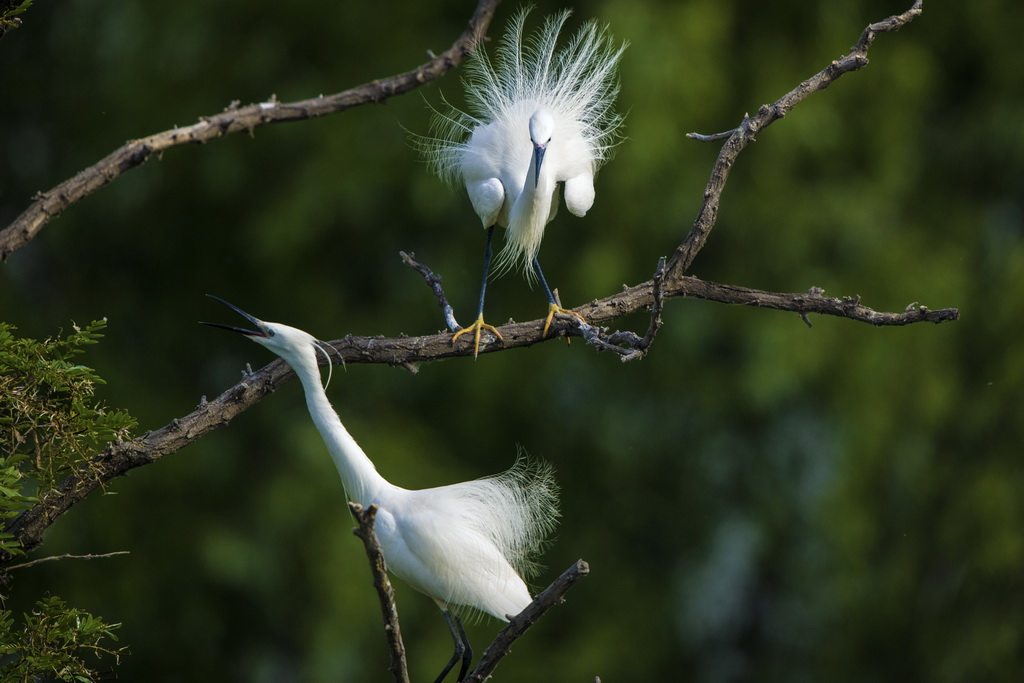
[[635, 256, 668, 358], [463, 559, 590, 683], [0, 0, 502, 262], [0, 271, 957, 564], [5, 551, 130, 571], [400, 251, 460, 334], [0, 1, 951, 567], [349, 503, 410, 683], [686, 129, 736, 143], [674, 0, 925, 279], [669, 278, 958, 326]]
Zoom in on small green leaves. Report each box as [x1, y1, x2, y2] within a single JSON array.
[[0, 319, 137, 490], [0, 0, 34, 37], [0, 595, 125, 682], [0, 455, 37, 557], [0, 320, 132, 680]]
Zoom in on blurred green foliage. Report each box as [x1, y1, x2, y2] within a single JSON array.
[[0, 0, 1022, 681]]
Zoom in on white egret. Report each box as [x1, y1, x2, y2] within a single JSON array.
[[424, 8, 626, 357], [202, 296, 559, 682]]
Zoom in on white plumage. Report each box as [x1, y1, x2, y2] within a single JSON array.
[[423, 8, 626, 356], [203, 297, 558, 681]]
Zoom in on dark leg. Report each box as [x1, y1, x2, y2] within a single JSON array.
[[531, 254, 558, 307], [476, 225, 496, 318], [532, 254, 586, 337], [454, 614, 473, 681], [452, 226, 504, 358], [434, 610, 473, 683]]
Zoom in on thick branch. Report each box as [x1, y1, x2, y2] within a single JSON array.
[[349, 503, 410, 683], [672, 0, 924, 279], [1, 359, 295, 563], [0, 270, 957, 564], [0, 0, 501, 262], [669, 278, 958, 326]]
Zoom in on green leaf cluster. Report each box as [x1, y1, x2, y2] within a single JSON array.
[[0, 595, 124, 682], [0, 0, 33, 35], [0, 323, 131, 680], [0, 455, 36, 558], [0, 320, 137, 493]]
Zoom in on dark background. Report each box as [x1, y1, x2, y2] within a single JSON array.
[[2, 0, 1022, 680]]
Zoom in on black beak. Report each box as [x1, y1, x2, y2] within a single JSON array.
[[200, 294, 268, 337], [532, 143, 546, 189]]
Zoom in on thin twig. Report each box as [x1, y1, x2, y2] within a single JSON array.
[[580, 321, 644, 360], [686, 128, 736, 142], [6, 551, 130, 571], [349, 503, 410, 683], [400, 251, 460, 333], [0, 0, 502, 261], [463, 559, 590, 683], [637, 256, 668, 356]]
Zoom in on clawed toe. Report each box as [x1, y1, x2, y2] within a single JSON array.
[[452, 315, 504, 359], [543, 303, 586, 338]]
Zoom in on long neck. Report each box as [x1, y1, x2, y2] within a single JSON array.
[[507, 161, 556, 266], [287, 349, 387, 506]]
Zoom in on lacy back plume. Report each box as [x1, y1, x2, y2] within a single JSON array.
[[445, 450, 560, 619]]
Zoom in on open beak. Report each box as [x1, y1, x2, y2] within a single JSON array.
[[532, 143, 546, 189], [200, 294, 269, 337]]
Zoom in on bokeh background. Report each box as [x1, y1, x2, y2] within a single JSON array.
[[2, 0, 1022, 680]]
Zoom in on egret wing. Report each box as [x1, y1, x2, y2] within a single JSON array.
[[563, 172, 595, 217], [465, 178, 505, 228], [383, 490, 531, 620]]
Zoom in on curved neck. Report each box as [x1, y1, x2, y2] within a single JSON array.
[[508, 161, 555, 258], [287, 349, 387, 506]]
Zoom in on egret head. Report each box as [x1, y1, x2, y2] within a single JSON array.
[[201, 295, 325, 371], [528, 108, 555, 189]]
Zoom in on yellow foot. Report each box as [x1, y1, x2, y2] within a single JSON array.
[[452, 315, 504, 359], [543, 303, 586, 338]]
